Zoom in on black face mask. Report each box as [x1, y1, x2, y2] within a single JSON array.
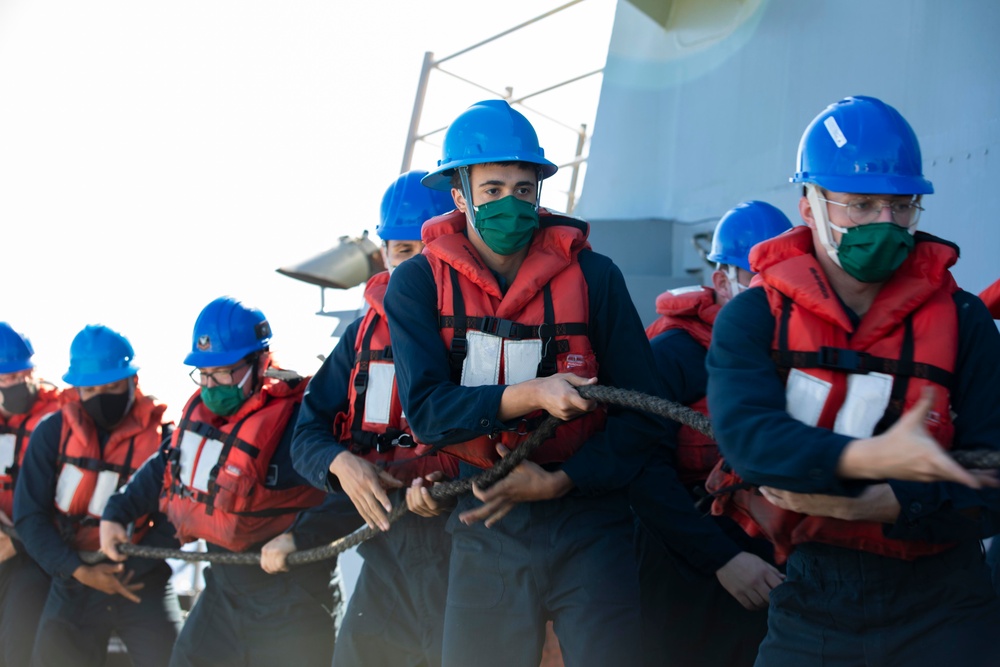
[[82, 390, 132, 431], [0, 381, 37, 415]]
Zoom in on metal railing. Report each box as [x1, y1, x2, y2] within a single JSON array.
[[398, 0, 604, 214]]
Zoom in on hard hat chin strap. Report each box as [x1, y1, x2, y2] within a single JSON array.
[[535, 168, 543, 210], [806, 184, 843, 269], [458, 166, 477, 231], [725, 265, 745, 296]]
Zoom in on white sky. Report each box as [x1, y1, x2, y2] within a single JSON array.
[[0, 0, 615, 420]]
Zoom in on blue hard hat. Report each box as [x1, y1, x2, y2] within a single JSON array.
[[184, 296, 271, 368], [791, 96, 933, 195], [421, 100, 558, 191], [0, 323, 35, 374], [63, 324, 139, 387], [377, 170, 455, 241], [708, 201, 793, 273]]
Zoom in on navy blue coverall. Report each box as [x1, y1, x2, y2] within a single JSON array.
[[630, 327, 775, 667], [292, 315, 453, 667], [102, 400, 357, 667], [14, 412, 183, 667], [385, 247, 672, 667], [707, 286, 1000, 667]]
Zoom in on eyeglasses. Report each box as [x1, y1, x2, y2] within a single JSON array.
[[818, 196, 924, 226], [189, 362, 250, 387]]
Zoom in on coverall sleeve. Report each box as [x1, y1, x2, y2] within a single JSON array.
[[102, 444, 169, 525], [290, 319, 362, 493]]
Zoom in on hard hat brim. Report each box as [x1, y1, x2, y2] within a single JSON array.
[[183, 345, 260, 368], [791, 172, 934, 196], [62, 364, 139, 388], [421, 156, 558, 191]]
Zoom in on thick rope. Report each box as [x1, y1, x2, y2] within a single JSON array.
[[5, 384, 997, 566]]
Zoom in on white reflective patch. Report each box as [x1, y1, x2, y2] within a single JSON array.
[[364, 362, 396, 425], [0, 434, 16, 473], [88, 470, 121, 517], [503, 339, 542, 385], [670, 285, 704, 296], [55, 464, 85, 514], [177, 430, 203, 489], [177, 429, 225, 493], [833, 372, 893, 438], [461, 331, 502, 387], [824, 116, 848, 148], [785, 369, 831, 427]]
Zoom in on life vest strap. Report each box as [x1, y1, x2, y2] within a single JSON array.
[[770, 347, 953, 388]]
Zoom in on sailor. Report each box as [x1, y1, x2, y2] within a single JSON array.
[[15, 324, 182, 667], [0, 323, 62, 667], [291, 169, 459, 666], [706, 95, 1000, 667], [101, 297, 353, 667], [633, 201, 791, 667], [384, 99, 670, 667]]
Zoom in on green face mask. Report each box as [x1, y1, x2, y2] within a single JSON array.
[[835, 222, 915, 283], [200, 385, 247, 416], [199, 363, 253, 416], [473, 196, 539, 256]]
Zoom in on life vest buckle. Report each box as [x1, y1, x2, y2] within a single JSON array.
[[818, 346, 871, 374], [353, 370, 369, 395], [481, 317, 520, 339], [392, 433, 415, 449]]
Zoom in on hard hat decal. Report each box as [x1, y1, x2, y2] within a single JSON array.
[[824, 117, 847, 148], [197, 335, 212, 351]]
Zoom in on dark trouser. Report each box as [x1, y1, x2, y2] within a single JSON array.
[[757, 541, 1000, 667], [333, 509, 451, 667], [441, 486, 642, 667], [169, 557, 342, 667], [0, 550, 50, 667], [635, 523, 768, 667], [31, 561, 182, 667]]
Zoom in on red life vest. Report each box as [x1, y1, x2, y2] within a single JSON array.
[[707, 227, 959, 563], [0, 384, 62, 517], [161, 368, 326, 552], [645, 286, 719, 345], [645, 286, 721, 485], [335, 271, 460, 484], [54, 387, 167, 552], [980, 277, 1000, 319], [421, 209, 606, 469]]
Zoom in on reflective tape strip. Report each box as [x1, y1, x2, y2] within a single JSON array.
[[55, 463, 85, 514], [833, 372, 893, 438], [363, 362, 396, 425], [503, 339, 542, 385], [177, 429, 226, 493], [785, 369, 831, 427], [88, 470, 121, 517], [461, 331, 502, 387], [0, 434, 16, 473]]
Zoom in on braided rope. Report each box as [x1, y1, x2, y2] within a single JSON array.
[[6, 384, 996, 566], [115, 413, 565, 566]]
